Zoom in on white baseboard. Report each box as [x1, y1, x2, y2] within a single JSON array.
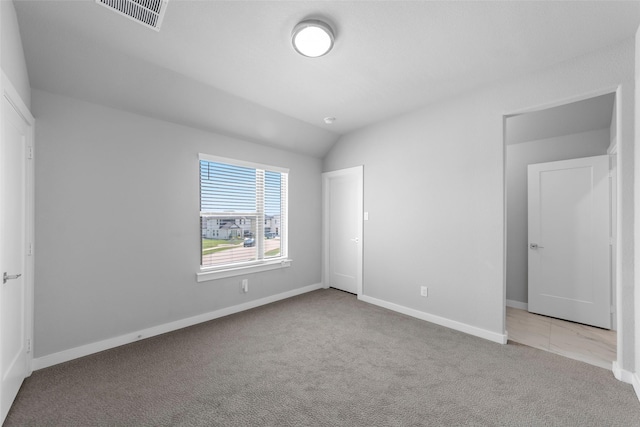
[[506, 299, 528, 310], [359, 295, 508, 345], [33, 283, 323, 371], [612, 361, 635, 382], [612, 362, 640, 403]]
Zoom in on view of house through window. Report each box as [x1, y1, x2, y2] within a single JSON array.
[[200, 155, 288, 269]]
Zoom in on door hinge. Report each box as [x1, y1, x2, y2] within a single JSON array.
[[26, 338, 31, 353], [27, 242, 33, 256], [611, 305, 615, 314], [27, 146, 33, 159]]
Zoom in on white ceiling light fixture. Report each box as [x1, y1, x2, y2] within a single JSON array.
[[292, 19, 335, 58]]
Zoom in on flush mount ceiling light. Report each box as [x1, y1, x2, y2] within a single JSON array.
[[292, 19, 335, 58]]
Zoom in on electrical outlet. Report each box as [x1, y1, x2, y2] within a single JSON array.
[[420, 286, 428, 297], [242, 279, 249, 293]]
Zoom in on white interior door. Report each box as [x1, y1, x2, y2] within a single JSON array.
[[1, 78, 33, 423], [527, 155, 610, 329], [323, 166, 363, 295]]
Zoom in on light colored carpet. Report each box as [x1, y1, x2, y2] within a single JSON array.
[[6, 289, 640, 426]]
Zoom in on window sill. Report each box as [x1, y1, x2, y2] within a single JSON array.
[[197, 259, 292, 282]]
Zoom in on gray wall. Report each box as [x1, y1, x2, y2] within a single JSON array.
[[33, 89, 322, 358], [1, 0, 30, 107], [505, 128, 610, 304], [324, 39, 636, 371]]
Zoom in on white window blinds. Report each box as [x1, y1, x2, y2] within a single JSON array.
[[199, 154, 288, 270]]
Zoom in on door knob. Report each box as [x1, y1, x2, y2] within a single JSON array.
[[3, 272, 22, 284], [350, 237, 360, 243], [529, 243, 544, 249]]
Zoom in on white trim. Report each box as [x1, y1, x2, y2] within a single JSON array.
[[633, 372, 640, 403], [612, 361, 636, 384], [197, 258, 292, 282], [1, 70, 35, 378], [501, 115, 508, 349], [33, 283, 322, 370], [503, 85, 620, 117], [608, 151, 617, 331], [198, 155, 289, 275], [198, 153, 289, 174], [1, 71, 34, 124], [322, 166, 364, 297], [506, 299, 528, 310], [360, 295, 508, 345], [611, 85, 624, 377]]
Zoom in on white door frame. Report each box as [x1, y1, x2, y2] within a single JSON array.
[[1, 70, 35, 378], [502, 86, 621, 375], [322, 166, 363, 297], [607, 143, 617, 331]]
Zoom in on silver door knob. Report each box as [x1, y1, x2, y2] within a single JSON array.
[[529, 243, 544, 249], [3, 272, 22, 284]]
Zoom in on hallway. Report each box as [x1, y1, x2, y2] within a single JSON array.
[[506, 307, 616, 369]]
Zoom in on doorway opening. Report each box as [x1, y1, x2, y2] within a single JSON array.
[[503, 91, 617, 369]]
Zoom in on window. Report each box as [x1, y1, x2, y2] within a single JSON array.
[[198, 154, 289, 281]]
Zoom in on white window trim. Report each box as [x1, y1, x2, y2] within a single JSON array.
[[197, 153, 290, 282], [197, 258, 293, 282]]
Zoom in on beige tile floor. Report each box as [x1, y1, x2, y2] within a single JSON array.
[[506, 307, 616, 369]]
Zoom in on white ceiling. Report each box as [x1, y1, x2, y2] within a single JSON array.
[[506, 92, 615, 145], [14, 1, 640, 157]]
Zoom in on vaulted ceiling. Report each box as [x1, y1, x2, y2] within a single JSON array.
[[14, 1, 640, 157]]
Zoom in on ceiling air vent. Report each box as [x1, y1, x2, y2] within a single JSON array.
[[96, 0, 168, 31]]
